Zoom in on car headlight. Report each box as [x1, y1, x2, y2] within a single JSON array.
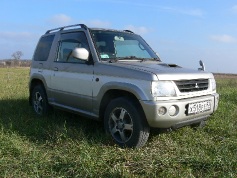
[[210, 78, 216, 91], [151, 81, 176, 97]]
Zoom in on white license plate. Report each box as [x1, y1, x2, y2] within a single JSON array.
[[188, 100, 211, 115]]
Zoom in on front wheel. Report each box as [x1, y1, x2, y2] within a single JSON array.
[[104, 97, 150, 148]]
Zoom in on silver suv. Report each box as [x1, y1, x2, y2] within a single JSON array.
[[29, 24, 219, 148]]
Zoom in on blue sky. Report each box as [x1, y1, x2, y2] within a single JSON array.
[[0, 0, 237, 73]]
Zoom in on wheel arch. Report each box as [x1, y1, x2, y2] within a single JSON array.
[[29, 77, 47, 105], [99, 89, 146, 122]]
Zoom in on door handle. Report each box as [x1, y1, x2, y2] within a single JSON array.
[[38, 63, 43, 72], [54, 67, 58, 71]]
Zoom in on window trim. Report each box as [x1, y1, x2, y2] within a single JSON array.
[[54, 31, 92, 64], [33, 34, 55, 61]]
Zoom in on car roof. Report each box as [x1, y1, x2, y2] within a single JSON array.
[[44, 24, 134, 35]]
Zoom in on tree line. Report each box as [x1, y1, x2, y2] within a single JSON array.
[[0, 50, 31, 67]]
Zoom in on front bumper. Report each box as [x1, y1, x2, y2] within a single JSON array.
[[140, 93, 219, 128]]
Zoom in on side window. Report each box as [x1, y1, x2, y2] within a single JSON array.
[[56, 32, 89, 63], [33, 35, 54, 61]]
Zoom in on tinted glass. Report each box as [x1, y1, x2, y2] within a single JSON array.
[[33, 35, 54, 61], [56, 32, 89, 63], [91, 30, 158, 61]]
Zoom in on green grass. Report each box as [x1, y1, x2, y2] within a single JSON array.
[[0, 67, 236, 177]]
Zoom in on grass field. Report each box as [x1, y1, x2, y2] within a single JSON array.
[[0, 67, 236, 177]]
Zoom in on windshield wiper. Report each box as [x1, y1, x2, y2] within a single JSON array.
[[116, 56, 147, 61], [124, 56, 138, 59], [121, 56, 161, 61], [139, 57, 161, 62], [102, 57, 138, 63], [106, 56, 161, 63], [121, 56, 161, 62]]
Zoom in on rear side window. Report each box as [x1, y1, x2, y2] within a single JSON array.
[[33, 35, 54, 61]]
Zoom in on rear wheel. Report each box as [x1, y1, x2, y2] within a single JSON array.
[[104, 97, 150, 148], [31, 85, 50, 116]]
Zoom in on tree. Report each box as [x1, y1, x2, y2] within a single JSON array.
[[12, 51, 23, 60]]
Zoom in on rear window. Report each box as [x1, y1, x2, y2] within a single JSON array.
[[33, 35, 54, 61]]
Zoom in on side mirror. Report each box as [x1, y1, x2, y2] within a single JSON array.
[[72, 48, 89, 61], [198, 60, 205, 71]]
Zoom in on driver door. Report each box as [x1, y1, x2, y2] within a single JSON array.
[[49, 31, 94, 113]]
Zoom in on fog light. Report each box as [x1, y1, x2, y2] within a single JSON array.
[[158, 107, 167, 115], [168, 105, 178, 116]]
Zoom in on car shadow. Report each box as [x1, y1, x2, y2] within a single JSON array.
[[0, 98, 111, 146]]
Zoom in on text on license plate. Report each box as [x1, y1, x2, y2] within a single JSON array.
[[188, 100, 211, 115]]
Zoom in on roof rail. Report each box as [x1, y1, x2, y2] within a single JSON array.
[[45, 24, 88, 34], [124, 30, 134, 33]]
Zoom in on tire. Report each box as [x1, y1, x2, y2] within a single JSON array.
[[104, 97, 150, 148], [31, 85, 50, 116]]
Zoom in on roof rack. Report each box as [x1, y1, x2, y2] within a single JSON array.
[[124, 30, 134, 33], [45, 24, 88, 34]]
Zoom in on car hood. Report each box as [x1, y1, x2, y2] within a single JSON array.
[[111, 61, 214, 80]]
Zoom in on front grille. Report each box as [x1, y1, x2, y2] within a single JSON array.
[[175, 79, 209, 93]]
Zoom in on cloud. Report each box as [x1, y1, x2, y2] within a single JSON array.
[[231, 5, 237, 13], [48, 14, 72, 26], [0, 32, 39, 59], [47, 15, 111, 28], [210, 34, 236, 43], [0, 32, 37, 43], [176, 8, 203, 17], [78, 0, 204, 17], [162, 7, 203, 17], [83, 20, 111, 28], [124, 25, 151, 35]]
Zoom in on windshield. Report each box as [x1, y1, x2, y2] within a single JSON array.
[[91, 30, 158, 61]]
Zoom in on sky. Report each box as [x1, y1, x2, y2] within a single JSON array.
[[0, 0, 237, 73]]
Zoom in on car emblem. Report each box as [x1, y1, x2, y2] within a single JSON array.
[[195, 83, 199, 89]]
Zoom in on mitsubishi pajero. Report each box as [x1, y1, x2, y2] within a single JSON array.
[[29, 24, 219, 148]]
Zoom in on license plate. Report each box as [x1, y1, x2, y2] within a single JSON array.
[[188, 100, 211, 115]]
